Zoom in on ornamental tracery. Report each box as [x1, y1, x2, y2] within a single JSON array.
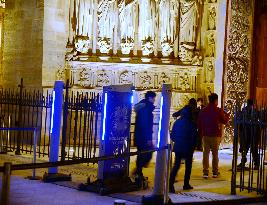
[[223, 0, 254, 143]]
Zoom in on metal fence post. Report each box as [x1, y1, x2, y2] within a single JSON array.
[[61, 79, 69, 161], [143, 84, 172, 204], [15, 78, 23, 155], [231, 106, 238, 195], [32, 128, 37, 179], [49, 81, 64, 174], [1, 162, 12, 205]]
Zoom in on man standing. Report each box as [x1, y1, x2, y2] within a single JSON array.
[[237, 99, 260, 170], [198, 93, 230, 178], [134, 91, 156, 178]]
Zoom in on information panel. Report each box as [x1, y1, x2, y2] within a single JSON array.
[[99, 87, 133, 180]]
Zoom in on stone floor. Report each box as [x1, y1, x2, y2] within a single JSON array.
[[0, 149, 265, 204]]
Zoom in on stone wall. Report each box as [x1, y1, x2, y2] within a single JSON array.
[[42, 0, 69, 87], [1, 0, 44, 89]]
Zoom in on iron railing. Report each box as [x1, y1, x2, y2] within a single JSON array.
[[61, 82, 101, 160], [231, 105, 267, 195], [0, 79, 53, 157]]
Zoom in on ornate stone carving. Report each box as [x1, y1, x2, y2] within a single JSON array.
[[191, 52, 203, 66], [97, 37, 112, 54], [119, 71, 132, 84], [120, 38, 134, 55], [75, 37, 90, 54], [223, 0, 254, 143], [139, 71, 152, 89], [79, 68, 92, 87], [161, 40, 173, 57], [96, 70, 111, 87], [159, 72, 170, 85], [179, 43, 195, 64], [141, 38, 154, 56], [179, 72, 190, 91], [208, 6, 216, 30]]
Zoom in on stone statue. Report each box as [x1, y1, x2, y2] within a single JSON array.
[[179, 0, 200, 45], [139, 0, 157, 55], [75, 0, 93, 38], [208, 6, 216, 30], [207, 32, 215, 57], [118, 0, 136, 54], [98, 0, 117, 52], [205, 59, 214, 83], [159, 0, 179, 56], [179, 43, 195, 63]]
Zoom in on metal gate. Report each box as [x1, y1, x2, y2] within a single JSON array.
[[231, 104, 267, 195]]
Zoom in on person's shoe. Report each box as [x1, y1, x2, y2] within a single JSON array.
[[169, 184, 176, 193], [203, 174, 208, 179], [183, 184, 193, 190], [212, 172, 220, 178]]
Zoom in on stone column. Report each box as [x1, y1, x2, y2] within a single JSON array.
[[42, 0, 69, 87], [2, 0, 44, 89], [223, 0, 255, 142]]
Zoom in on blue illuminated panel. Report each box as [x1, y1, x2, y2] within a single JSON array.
[[157, 96, 163, 148], [50, 91, 55, 134], [101, 92, 108, 141]]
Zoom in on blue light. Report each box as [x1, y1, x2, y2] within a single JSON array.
[[50, 91, 55, 134], [131, 95, 134, 104], [101, 92, 108, 141], [157, 96, 163, 148]]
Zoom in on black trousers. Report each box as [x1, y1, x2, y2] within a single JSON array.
[[169, 152, 193, 186], [136, 146, 153, 176], [240, 126, 259, 166]]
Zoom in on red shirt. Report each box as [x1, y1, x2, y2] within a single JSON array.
[[198, 103, 230, 137]]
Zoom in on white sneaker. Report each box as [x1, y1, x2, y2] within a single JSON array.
[[203, 174, 208, 179]]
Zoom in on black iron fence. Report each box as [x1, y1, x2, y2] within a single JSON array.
[[0, 79, 53, 157], [231, 105, 267, 195], [0, 79, 102, 160], [61, 83, 101, 161]]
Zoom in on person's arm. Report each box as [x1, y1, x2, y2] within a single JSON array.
[[172, 109, 182, 118], [219, 108, 230, 124]]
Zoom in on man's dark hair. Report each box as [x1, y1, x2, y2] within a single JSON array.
[[145, 91, 156, 99], [197, 98, 203, 103], [188, 98, 197, 107], [247, 99, 253, 106], [208, 93, 218, 103]]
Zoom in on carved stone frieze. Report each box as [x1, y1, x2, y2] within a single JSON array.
[[223, 0, 254, 142]]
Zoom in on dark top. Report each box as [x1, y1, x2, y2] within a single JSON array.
[[171, 106, 197, 154], [134, 99, 155, 148]]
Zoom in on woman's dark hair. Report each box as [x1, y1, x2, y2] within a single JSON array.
[[188, 98, 197, 107], [145, 91, 156, 99], [208, 93, 218, 103]]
